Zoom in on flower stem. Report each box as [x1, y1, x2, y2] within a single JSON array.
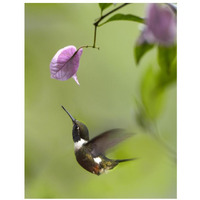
[[93, 3, 130, 27], [92, 3, 130, 48], [72, 45, 99, 59], [93, 26, 98, 48], [78, 45, 100, 51], [151, 119, 177, 163]]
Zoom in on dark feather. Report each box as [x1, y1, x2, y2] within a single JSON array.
[[85, 129, 133, 157]]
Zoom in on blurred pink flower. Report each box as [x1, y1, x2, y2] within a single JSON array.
[[50, 45, 83, 85], [140, 4, 176, 46]]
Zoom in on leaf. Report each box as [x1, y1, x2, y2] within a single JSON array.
[[99, 13, 145, 26], [156, 55, 177, 89], [157, 44, 177, 73], [140, 67, 165, 119], [99, 3, 113, 14], [134, 98, 153, 131], [134, 41, 154, 65]]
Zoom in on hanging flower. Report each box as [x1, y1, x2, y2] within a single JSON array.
[[139, 3, 176, 46], [50, 45, 83, 85]]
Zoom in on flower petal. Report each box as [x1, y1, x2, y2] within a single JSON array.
[[72, 73, 80, 85], [50, 45, 83, 84], [145, 4, 176, 45]]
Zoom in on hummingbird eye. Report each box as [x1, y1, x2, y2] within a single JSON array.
[[72, 124, 81, 142]]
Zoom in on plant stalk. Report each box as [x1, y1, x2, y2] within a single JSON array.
[[92, 3, 130, 48]]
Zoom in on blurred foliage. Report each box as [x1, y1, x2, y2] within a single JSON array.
[[25, 3, 176, 198], [134, 41, 154, 64], [158, 45, 177, 73], [98, 3, 112, 15], [141, 66, 166, 120]]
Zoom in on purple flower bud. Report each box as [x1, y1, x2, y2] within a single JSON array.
[[142, 4, 176, 46], [50, 45, 83, 85]]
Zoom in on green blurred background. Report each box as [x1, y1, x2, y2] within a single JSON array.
[[25, 3, 176, 198]]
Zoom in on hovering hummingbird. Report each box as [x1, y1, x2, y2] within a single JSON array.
[[61, 106, 136, 176]]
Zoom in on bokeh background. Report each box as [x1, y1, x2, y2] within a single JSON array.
[[25, 3, 176, 198]]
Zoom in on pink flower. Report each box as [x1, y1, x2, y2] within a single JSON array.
[[140, 4, 176, 46], [50, 45, 83, 85]]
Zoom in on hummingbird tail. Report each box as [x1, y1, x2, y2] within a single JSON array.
[[116, 158, 138, 163]]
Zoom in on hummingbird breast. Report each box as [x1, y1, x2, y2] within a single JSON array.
[[75, 146, 118, 175]]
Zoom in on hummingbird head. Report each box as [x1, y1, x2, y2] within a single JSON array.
[[61, 106, 89, 143], [73, 121, 89, 142]]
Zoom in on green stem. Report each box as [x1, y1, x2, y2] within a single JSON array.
[[153, 132, 176, 155], [93, 26, 98, 48], [152, 132, 177, 163], [93, 3, 130, 27], [92, 3, 130, 48], [77, 45, 99, 51], [151, 119, 177, 163]]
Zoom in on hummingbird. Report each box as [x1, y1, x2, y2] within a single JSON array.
[[61, 106, 136, 176]]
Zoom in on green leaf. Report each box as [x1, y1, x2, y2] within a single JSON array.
[[99, 3, 113, 14], [157, 55, 177, 89], [99, 13, 145, 26], [134, 98, 153, 131], [134, 41, 154, 65], [140, 67, 165, 119], [157, 45, 177, 73]]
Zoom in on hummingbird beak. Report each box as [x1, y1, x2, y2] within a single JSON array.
[[61, 105, 76, 124]]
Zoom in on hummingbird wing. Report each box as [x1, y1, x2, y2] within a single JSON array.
[[85, 129, 133, 157]]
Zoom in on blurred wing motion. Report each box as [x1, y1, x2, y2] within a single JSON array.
[[85, 129, 133, 157]]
